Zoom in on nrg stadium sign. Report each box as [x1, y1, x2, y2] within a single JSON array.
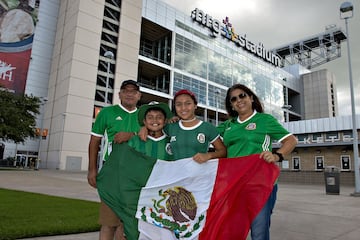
[[191, 8, 282, 67]]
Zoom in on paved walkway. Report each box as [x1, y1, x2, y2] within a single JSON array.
[[1, 169, 360, 240]]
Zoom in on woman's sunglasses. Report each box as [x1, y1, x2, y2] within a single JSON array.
[[230, 93, 248, 103]]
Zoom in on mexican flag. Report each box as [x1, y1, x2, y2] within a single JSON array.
[[97, 143, 279, 240]]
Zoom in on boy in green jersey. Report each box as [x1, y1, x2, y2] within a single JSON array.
[[128, 101, 173, 160], [124, 101, 174, 239], [138, 89, 227, 163]]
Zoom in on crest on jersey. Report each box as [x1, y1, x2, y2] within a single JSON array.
[[197, 133, 205, 143], [246, 123, 256, 130], [165, 143, 173, 155]]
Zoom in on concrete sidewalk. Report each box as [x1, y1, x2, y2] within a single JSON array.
[[1, 169, 360, 240]]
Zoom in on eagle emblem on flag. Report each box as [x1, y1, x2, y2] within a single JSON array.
[[140, 186, 204, 238]]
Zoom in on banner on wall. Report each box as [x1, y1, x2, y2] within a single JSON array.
[[0, 0, 41, 94]]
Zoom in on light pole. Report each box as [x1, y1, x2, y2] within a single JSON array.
[[37, 97, 48, 169], [98, 51, 114, 171], [58, 113, 66, 170], [104, 51, 114, 105], [340, 2, 360, 196], [215, 89, 221, 126]]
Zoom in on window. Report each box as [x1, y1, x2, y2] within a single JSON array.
[[296, 134, 307, 143], [343, 131, 353, 141], [173, 73, 207, 105], [292, 157, 300, 171], [315, 156, 324, 171], [341, 155, 351, 171]]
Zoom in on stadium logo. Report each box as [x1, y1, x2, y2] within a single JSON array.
[[191, 8, 282, 67]]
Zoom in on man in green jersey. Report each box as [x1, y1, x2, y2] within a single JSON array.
[[88, 79, 141, 240]]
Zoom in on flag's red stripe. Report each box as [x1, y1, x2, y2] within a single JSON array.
[[199, 154, 280, 240]]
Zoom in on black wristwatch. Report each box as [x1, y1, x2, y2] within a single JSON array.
[[272, 151, 284, 162]]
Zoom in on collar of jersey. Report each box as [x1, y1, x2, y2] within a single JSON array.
[[178, 120, 203, 130], [118, 103, 137, 114], [147, 133, 167, 141], [237, 110, 257, 124]]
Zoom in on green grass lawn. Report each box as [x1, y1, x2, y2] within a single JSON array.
[[0, 188, 100, 240]]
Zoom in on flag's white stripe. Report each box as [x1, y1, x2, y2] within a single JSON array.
[[138, 221, 178, 240], [136, 157, 219, 240], [141, 158, 219, 188]]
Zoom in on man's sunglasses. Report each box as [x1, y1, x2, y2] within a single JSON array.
[[230, 93, 248, 103]]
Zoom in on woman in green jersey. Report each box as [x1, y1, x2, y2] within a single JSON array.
[[218, 83, 297, 240]]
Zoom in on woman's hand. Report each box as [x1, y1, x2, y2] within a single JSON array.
[[260, 151, 278, 163]]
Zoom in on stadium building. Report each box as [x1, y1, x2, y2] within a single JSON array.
[[0, 0, 358, 185]]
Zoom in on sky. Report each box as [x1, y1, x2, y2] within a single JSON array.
[[164, 0, 360, 116]]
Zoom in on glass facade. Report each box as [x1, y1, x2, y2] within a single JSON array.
[[140, 0, 300, 123], [172, 33, 285, 114]]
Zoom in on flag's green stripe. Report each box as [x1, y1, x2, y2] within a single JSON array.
[[97, 143, 157, 240]]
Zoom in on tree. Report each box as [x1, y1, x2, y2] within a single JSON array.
[[0, 88, 41, 143]]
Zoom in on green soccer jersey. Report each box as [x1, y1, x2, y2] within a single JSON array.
[[218, 111, 291, 158], [165, 120, 220, 160], [91, 104, 140, 161], [127, 134, 173, 161]]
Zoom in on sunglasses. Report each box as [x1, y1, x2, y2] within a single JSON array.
[[230, 93, 248, 103]]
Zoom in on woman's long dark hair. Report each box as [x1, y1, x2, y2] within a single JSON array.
[[225, 84, 264, 118]]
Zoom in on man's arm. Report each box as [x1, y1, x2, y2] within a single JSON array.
[[87, 135, 101, 188], [113, 132, 135, 143]]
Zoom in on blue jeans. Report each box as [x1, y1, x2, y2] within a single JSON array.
[[250, 184, 278, 240]]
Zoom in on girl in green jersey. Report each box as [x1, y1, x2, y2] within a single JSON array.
[[168, 89, 226, 162], [139, 89, 226, 162]]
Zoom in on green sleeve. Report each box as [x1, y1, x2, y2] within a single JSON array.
[[217, 120, 229, 137], [91, 108, 107, 135], [265, 114, 291, 141]]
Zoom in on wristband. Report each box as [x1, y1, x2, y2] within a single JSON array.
[[272, 151, 284, 162]]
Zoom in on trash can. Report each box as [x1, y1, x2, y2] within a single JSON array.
[[324, 166, 340, 195]]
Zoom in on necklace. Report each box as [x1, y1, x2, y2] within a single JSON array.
[[181, 117, 197, 123]]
